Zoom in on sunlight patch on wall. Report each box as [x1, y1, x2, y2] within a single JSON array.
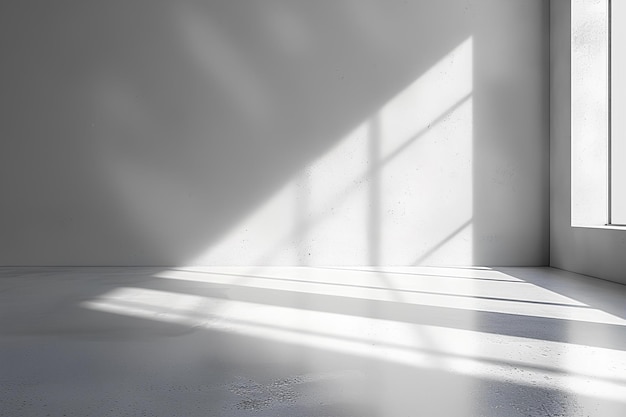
[[189, 37, 474, 266]]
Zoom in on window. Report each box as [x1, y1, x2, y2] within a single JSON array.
[[571, 0, 609, 227], [571, 0, 626, 228], [610, 0, 626, 224]]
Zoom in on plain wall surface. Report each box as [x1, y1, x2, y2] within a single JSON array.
[[1, 0, 548, 266], [550, 0, 626, 284]]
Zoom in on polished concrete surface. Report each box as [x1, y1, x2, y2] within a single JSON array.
[[1, 266, 625, 416]]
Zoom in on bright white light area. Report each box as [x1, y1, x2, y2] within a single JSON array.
[[377, 37, 473, 265], [81, 285, 626, 403], [378, 37, 473, 156], [188, 37, 474, 266], [611, 0, 626, 224], [153, 267, 626, 326], [571, 0, 610, 227]]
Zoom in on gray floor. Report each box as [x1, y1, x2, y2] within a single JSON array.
[[1, 266, 625, 417]]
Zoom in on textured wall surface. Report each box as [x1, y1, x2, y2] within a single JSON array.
[[1, 0, 548, 266], [551, 0, 626, 284]]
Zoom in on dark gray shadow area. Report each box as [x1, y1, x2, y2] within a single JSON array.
[[472, 0, 550, 266], [0, 0, 472, 266]]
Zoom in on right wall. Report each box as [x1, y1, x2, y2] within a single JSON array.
[[550, 0, 626, 284]]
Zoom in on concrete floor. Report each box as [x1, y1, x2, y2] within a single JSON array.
[[1, 266, 625, 417]]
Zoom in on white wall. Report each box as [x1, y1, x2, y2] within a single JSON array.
[[0, 0, 548, 266], [551, 0, 626, 284]]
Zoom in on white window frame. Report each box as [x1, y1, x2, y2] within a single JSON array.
[[570, 0, 625, 229]]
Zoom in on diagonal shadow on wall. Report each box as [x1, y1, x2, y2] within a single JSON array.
[[0, 0, 474, 265]]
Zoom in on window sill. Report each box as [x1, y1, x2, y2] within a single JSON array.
[[572, 224, 626, 230]]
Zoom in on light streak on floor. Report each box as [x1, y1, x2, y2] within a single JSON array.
[[1, 266, 626, 416]]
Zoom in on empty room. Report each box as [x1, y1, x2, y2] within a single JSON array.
[[1, 0, 625, 416]]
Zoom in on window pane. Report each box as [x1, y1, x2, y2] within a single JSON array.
[[612, 0, 626, 224]]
